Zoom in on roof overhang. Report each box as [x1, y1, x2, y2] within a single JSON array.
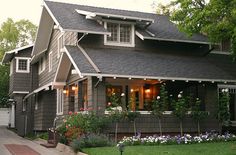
[[31, 6, 54, 58], [135, 31, 210, 45], [76, 9, 155, 23], [23, 82, 66, 100], [1, 44, 34, 64]]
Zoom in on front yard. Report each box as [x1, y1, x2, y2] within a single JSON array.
[[83, 141, 236, 155]]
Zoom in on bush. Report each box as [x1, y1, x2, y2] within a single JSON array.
[[57, 111, 111, 143], [37, 132, 48, 140], [71, 134, 112, 153]]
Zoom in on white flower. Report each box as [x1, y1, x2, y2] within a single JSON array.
[[225, 88, 229, 93], [180, 91, 183, 94], [178, 94, 182, 98], [121, 93, 125, 97], [157, 96, 161, 100]]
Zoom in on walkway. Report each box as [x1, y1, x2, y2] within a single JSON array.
[[0, 126, 65, 155]]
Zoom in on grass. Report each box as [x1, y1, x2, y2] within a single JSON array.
[[83, 141, 236, 155]]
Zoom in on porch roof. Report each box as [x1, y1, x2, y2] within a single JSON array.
[[64, 45, 236, 83]]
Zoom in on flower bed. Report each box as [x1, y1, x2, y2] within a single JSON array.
[[118, 132, 236, 146]]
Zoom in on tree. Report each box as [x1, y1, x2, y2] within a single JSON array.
[[172, 92, 188, 136], [191, 98, 208, 135], [164, 0, 236, 59], [217, 88, 230, 134], [151, 85, 169, 136], [0, 18, 37, 107]]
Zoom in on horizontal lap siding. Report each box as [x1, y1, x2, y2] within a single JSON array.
[[38, 29, 60, 87]]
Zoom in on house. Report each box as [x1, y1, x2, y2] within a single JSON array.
[[2, 1, 236, 136]]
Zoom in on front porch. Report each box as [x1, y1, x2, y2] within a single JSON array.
[[60, 76, 236, 134]]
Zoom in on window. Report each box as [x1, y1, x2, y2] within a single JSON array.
[[10, 60, 13, 75], [22, 100, 26, 112], [58, 34, 64, 58], [104, 21, 134, 47], [49, 51, 53, 72], [35, 94, 38, 110], [16, 57, 30, 73], [57, 89, 64, 115], [38, 57, 45, 74]]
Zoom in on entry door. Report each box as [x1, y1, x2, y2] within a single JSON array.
[[130, 87, 143, 111]]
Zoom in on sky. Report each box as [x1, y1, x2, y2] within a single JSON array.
[[0, 0, 170, 26]]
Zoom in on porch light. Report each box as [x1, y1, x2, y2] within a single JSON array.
[[130, 89, 134, 92], [129, 77, 132, 80], [199, 81, 202, 83], [224, 81, 227, 84], [186, 80, 189, 82], [145, 89, 151, 93], [172, 80, 175, 82], [144, 78, 147, 80], [63, 89, 68, 94], [113, 77, 117, 79], [212, 81, 215, 83], [72, 85, 77, 91]]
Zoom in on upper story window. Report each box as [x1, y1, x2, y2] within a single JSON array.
[[104, 21, 135, 47], [58, 34, 64, 59], [38, 56, 45, 74], [49, 51, 53, 72], [15, 57, 30, 73]]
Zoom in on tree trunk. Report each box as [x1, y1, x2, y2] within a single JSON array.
[[197, 121, 200, 135], [115, 122, 118, 143], [133, 120, 137, 136], [180, 120, 183, 136], [158, 118, 162, 136]]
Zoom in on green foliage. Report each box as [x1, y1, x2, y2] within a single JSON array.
[[191, 99, 208, 122], [37, 132, 48, 140], [0, 65, 9, 108], [124, 111, 140, 122], [172, 94, 188, 121], [168, 0, 236, 58], [191, 98, 208, 134], [57, 112, 111, 143], [172, 93, 188, 136], [217, 89, 231, 126], [71, 133, 112, 153]]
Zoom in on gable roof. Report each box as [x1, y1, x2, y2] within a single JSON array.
[[1, 44, 33, 64], [44, 1, 208, 44], [57, 45, 236, 83]]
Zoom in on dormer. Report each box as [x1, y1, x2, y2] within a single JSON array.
[[75, 9, 154, 47]]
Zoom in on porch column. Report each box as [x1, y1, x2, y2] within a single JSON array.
[[10, 102, 15, 128]]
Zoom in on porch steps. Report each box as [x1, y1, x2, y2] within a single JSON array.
[[40, 142, 57, 148]]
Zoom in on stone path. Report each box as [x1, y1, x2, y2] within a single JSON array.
[[0, 126, 65, 155]]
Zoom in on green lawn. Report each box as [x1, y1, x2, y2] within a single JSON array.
[[83, 141, 236, 155]]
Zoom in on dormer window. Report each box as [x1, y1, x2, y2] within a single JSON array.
[[104, 21, 135, 47]]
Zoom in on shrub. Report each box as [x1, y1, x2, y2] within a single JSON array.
[[71, 134, 112, 153], [37, 132, 48, 140]]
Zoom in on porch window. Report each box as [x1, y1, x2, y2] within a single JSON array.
[[57, 89, 64, 115], [104, 21, 134, 47], [16, 57, 30, 73]]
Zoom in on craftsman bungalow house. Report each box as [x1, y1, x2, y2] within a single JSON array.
[[2, 1, 236, 136]]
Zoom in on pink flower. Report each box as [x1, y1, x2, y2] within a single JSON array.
[[66, 125, 69, 129], [74, 111, 78, 115], [80, 108, 84, 111], [107, 102, 112, 106], [68, 111, 73, 115], [63, 119, 67, 123]]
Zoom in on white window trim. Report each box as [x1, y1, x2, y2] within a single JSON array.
[[57, 89, 64, 115], [104, 21, 135, 47], [49, 51, 53, 72], [10, 60, 13, 75], [38, 57, 45, 75], [15, 57, 30, 73], [22, 101, 26, 112], [57, 34, 65, 59]]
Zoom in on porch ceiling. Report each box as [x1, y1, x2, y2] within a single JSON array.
[[64, 45, 236, 83]]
